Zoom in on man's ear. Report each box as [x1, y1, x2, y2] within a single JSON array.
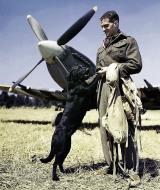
[[114, 20, 119, 27]]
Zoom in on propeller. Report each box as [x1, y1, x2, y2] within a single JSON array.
[[9, 58, 44, 92], [27, 15, 48, 41], [57, 6, 98, 45], [27, 6, 97, 45], [10, 6, 97, 91], [9, 15, 47, 91]]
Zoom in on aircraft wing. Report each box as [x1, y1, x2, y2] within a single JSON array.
[[1, 78, 160, 110], [0, 84, 66, 103]]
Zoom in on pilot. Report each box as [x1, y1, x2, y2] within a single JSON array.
[[96, 10, 142, 186]]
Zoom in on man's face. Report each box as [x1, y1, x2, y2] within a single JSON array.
[[101, 17, 118, 37]]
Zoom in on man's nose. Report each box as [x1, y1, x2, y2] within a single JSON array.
[[102, 27, 107, 31], [103, 28, 108, 33]]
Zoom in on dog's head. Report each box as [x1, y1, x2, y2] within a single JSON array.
[[67, 65, 90, 89]]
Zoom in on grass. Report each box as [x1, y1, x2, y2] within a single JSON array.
[[0, 107, 160, 189]]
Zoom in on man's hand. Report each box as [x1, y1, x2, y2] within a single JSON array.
[[97, 67, 108, 77]]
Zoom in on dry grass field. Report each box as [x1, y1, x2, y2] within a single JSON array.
[[0, 107, 160, 190]]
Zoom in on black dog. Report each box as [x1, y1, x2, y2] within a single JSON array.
[[40, 65, 99, 181]]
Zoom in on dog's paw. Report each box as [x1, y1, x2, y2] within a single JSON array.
[[59, 165, 65, 173], [52, 175, 60, 181]]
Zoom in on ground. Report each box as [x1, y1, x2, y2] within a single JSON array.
[[0, 107, 160, 190]]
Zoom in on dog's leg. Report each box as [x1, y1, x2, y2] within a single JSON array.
[[52, 159, 59, 181], [59, 163, 65, 173], [59, 137, 71, 173]]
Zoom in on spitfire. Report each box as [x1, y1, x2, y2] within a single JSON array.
[[0, 6, 160, 110], [9, 6, 97, 92]]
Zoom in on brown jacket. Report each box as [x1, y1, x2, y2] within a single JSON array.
[[96, 32, 142, 78]]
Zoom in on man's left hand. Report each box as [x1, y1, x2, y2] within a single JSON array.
[[97, 67, 108, 77]]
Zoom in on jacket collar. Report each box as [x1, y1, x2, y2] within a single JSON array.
[[103, 30, 127, 48]]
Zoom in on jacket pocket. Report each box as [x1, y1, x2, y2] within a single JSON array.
[[113, 39, 127, 48], [110, 40, 128, 62]]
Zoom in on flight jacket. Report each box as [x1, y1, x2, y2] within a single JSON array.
[[96, 31, 142, 78]]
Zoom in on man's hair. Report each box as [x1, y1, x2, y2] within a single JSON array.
[[100, 10, 119, 23]]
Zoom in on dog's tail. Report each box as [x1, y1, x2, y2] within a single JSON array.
[[40, 141, 55, 163], [40, 151, 55, 163]]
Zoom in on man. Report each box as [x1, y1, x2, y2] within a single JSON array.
[[96, 10, 142, 185]]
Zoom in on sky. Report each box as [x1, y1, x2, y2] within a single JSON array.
[[1, 0, 160, 90]]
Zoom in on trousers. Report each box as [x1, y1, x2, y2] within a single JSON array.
[[98, 79, 139, 171]]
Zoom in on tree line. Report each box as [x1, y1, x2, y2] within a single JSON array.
[[0, 91, 63, 109]]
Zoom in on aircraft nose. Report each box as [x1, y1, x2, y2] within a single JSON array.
[[38, 40, 63, 63]]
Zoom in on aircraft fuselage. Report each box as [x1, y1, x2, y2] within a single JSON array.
[[38, 40, 96, 90]]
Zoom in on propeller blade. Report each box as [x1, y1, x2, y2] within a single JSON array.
[[57, 6, 98, 45], [27, 15, 48, 41], [9, 58, 44, 92]]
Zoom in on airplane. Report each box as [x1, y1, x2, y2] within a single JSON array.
[[0, 6, 160, 110], [0, 6, 98, 106], [138, 79, 160, 110]]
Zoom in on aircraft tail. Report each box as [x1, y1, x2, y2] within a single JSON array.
[[144, 79, 153, 88]]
